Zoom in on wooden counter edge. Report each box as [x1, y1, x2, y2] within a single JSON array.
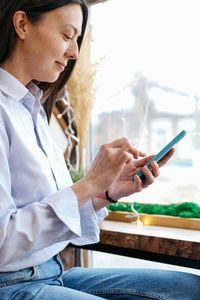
[[98, 224, 200, 261]]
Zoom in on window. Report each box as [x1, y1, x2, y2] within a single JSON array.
[[89, 0, 200, 204]]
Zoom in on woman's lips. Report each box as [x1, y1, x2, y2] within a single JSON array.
[[55, 61, 66, 71]]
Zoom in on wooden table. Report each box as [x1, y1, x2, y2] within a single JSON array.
[[78, 220, 200, 269]]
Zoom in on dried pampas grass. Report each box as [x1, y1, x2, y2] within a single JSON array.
[[67, 27, 99, 172]]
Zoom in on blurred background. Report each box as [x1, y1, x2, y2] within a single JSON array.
[[89, 0, 200, 205], [52, 0, 200, 275]]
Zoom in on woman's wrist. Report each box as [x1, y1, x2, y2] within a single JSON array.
[[71, 175, 119, 209], [105, 191, 118, 203], [71, 177, 97, 208], [96, 191, 118, 204]]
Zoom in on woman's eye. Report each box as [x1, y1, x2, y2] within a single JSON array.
[[63, 34, 72, 40]]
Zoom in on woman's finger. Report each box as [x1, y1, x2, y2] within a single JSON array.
[[150, 161, 160, 178], [133, 175, 143, 192], [134, 154, 155, 168], [114, 149, 134, 165], [142, 166, 155, 185], [158, 148, 175, 167], [105, 138, 146, 158], [134, 148, 175, 170]]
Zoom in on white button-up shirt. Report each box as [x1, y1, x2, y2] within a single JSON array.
[[0, 68, 107, 272]]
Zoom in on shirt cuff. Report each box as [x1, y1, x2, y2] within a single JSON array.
[[41, 187, 81, 237], [71, 199, 108, 246]]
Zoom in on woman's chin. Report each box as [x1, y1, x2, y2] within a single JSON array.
[[36, 72, 61, 83]]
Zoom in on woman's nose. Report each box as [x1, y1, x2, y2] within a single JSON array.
[[65, 40, 79, 60]]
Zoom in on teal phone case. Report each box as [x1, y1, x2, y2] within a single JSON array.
[[131, 130, 187, 182]]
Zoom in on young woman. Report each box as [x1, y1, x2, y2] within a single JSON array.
[[0, 0, 199, 299]]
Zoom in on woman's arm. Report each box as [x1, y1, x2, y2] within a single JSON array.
[[71, 138, 175, 211], [71, 138, 146, 208]]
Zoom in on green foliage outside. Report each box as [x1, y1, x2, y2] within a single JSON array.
[[70, 169, 88, 183], [107, 202, 200, 219]]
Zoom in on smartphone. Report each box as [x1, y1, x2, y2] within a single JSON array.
[[131, 130, 187, 182]]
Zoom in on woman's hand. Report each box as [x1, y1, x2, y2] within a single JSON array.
[[84, 138, 146, 195], [107, 148, 175, 201], [71, 138, 146, 207]]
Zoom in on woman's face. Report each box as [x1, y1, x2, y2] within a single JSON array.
[[22, 4, 83, 83]]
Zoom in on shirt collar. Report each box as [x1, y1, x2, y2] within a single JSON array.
[[0, 67, 28, 101], [0, 67, 43, 100], [0, 67, 44, 116], [23, 81, 43, 115]]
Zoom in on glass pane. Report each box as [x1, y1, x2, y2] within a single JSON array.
[[90, 0, 200, 204]]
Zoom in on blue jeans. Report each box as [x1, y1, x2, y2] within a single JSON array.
[[0, 255, 199, 299]]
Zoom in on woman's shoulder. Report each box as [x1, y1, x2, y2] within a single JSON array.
[[0, 90, 8, 117], [0, 91, 20, 131]]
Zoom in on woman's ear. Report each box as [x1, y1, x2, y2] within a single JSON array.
[[12, 11, 28, 40]]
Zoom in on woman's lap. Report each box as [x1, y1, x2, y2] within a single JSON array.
[[62, 266, 200, 300], [0, 256, 200, 300]]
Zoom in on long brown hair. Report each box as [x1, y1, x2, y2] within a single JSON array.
[[0, 0, 88, 122]]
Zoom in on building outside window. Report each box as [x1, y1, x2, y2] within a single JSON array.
[[89, 0, 200, 205]]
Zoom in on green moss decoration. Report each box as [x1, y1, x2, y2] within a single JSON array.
[[107, 202, 200, 219]]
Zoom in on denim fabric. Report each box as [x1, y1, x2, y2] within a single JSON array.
[[0, 255, 200, 300]]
